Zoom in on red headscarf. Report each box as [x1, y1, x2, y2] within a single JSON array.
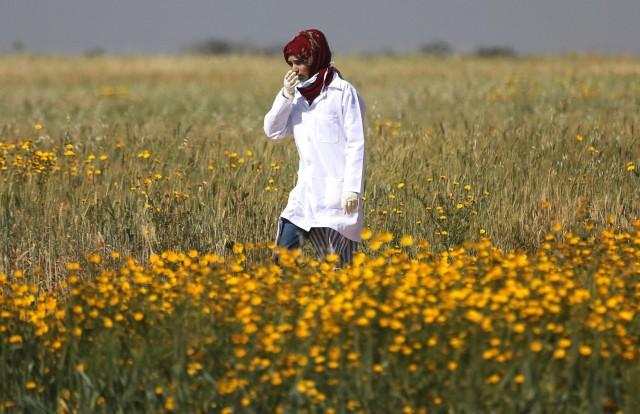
[[283, 29, 335, 104]]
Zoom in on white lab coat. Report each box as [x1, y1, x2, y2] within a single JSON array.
[[264, 74, 366, 242]]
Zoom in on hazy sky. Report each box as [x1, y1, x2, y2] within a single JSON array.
[[2, 0, 639, 55]]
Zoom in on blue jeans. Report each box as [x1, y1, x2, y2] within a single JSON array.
[[277, 217, 308, 249]]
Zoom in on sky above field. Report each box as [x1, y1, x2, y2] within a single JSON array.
[[2, 0, 639, 55]]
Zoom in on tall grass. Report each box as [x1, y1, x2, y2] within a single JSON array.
[[0, 54, 639, 282]]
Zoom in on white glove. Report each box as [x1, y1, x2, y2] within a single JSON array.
[[341, 191, 359, 214], [282, 70, 299, 99]]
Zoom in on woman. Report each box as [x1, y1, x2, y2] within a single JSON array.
[[263, 29, 366, 268]]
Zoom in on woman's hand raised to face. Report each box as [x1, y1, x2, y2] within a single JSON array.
[[283, 70, 299, 99]]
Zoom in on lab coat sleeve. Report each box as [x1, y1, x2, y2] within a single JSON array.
[[264, 90, 294, 140], [342, 85, 366, 194]]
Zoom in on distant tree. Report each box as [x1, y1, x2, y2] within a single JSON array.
[[187, 38, 236, 55], [362, 48, 397, 57], [258, 44, 284, 56], [185, 37, 281, 55], [419, 40, 453, 56], [474, 45, 517, 58], [83, 47, 106, 57], [12, 40, 25, 53]]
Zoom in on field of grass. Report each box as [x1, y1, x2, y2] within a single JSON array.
[[1, 54, 639, 279], [0, 54, 639, 412]]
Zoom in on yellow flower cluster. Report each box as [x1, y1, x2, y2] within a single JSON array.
[[0, 141, 60, 176], [0, 140, 110, 179], [372, 117, 402, 138], [1, 224, 639, 412], [0, 140, 202, 213], [96, 86, 129, 97], [223, 149, 256, 169]]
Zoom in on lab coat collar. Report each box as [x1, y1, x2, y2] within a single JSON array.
[[314, 72, 344, 103], [326, 70, 344, 90]]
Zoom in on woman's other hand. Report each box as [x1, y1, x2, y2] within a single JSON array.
[[341, 192, 359, 214]]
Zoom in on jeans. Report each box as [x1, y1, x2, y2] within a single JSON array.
[[277, 217, 308, 249]]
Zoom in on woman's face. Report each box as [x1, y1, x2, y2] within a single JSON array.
[[287, 55, 313, 82]]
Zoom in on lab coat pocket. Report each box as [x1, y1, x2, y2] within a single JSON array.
[[310, 176, 343, 210], [324, 177, 343, 210], [314, 113, 340, 144]]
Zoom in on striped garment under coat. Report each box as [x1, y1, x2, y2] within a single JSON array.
[[275, 217, 358, 268]]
